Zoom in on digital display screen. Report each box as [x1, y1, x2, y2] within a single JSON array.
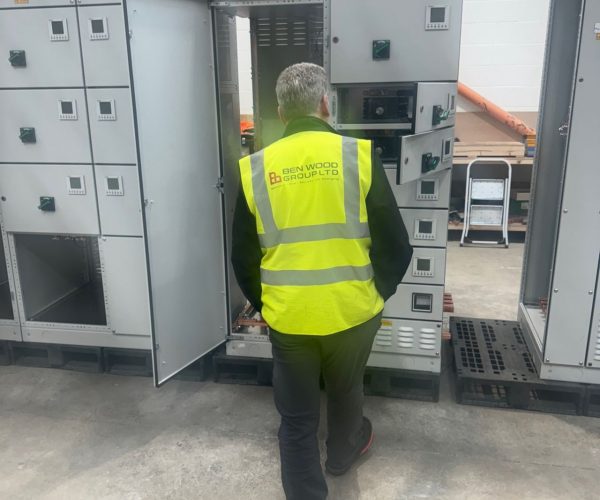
[[61, 101, 74, 115], [91, 19, 105, 34], [51, 21, 65, 35], [430, 7, 446, 23], [70, 177, 82, 189], [99, 101, 112, 115], [420, 181, 435, 195], [106, 177, 120, 190], [417, 259, 431, 271], [418, 220, 433, 234], [444, 140, 452, 155]]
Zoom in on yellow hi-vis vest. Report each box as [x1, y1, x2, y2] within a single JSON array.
[[239, 130, 384, 335]]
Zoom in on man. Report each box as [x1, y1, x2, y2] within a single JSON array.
[[232, 63, 412, 500]]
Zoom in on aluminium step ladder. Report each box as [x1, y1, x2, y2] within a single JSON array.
[[460, 158, 512, 248]]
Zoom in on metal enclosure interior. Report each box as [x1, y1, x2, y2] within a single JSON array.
[[519, 0, 600, 384]]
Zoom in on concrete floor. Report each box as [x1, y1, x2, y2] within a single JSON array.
[[1, 243, 599, 500]]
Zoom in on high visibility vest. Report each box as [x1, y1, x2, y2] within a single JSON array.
[[239, 130, 384, 335]]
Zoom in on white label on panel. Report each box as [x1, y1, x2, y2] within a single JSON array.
[[89, 18, 109, 40], [414, 218, 436, 240], [48, 19, 69, 41], [105, 176, 124, 196], [97, 99, 116, 120], [58, 99, 78, 120], [67, 176, 86, 195]]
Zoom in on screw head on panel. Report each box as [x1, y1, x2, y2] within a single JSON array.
[[553, 288, 559, 293], [589, 291, 594, 295], [563, 209, 568, 213], [545, 358, 550, 363]]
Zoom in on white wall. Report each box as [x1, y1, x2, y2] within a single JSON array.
[[236, 17, 253, 115], [458, 0, 550, 112]]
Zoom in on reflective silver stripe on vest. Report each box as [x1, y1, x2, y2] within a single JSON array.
[[261, 264, 374, 286], [251, 150, 277, 235], [251, 136, 368, 248]]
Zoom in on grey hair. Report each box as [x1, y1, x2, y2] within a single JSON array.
[[275, 63, 328, 121]]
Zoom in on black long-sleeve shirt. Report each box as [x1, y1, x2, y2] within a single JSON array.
[[231, 116, 413, 311]]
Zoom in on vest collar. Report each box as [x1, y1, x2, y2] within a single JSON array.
[[283, 116, 337, 138]]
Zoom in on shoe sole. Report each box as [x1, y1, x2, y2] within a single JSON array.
[[325, 430, 374, 476]]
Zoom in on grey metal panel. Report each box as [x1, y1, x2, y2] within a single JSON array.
[[399, 208, 448, 248], [402, 247, 446, 286], [79, 4, 130, 87], [544, 1, 600, 367], [0, 164, 99, 234], [128, 0, 228, 385], [95, 165, 143, 236], [226, 339, 272, 358], [520, 0, 583, 306], [87, 88, 137, 164], [367, 350, 441, 373], [0, 7, 83, 88], [79, 0, 122, 4], [0, 225, 21, 341], [0, 89, 92, 163], [329, 0, 462, 84], [398, 127, 454, 184], [414, 83, 457, 134], [385, 168, 451, 209], [539, 362, 600, 385], [22, 325, 150, 349], [383, 283, 444, 321], [371, 317, 441, 358], [586, 272, 600, 368], [100, 236, 151, 337]]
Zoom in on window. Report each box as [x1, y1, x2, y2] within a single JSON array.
[[89, 18, 109, 40], [58, 100, 77, 120], [49, 19, 69, 41]]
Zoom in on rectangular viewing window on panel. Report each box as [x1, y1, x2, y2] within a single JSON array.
[[89, 18, 109, 40], [105, 176, 124, 196], [413, 257, 434, 277], [417, 179, 438, 201], [412, 293, 433, 313], [414, 218, 436, 240], [49, 19, 69, 41], [58, 100, 78, 120], [67, 176, 86, 195], [97, 100, 116, 121], [425, 6, 449, 31]]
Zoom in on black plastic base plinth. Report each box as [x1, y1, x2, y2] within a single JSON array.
[[364, 367, 440, 402], [213, 351, 273, 386], [0, 341, 11, 366], [451, 317, 587, 416], [584, 386, 600, 418], [103, 348, 153, 377], [10, 342, 103, 373]]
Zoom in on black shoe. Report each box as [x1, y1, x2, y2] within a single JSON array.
[[325, 417, 374, 476]]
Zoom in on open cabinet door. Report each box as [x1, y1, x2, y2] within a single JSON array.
[[127, 0, 228, 385]]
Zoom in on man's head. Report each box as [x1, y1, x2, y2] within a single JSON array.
[[275, 63, 330, 124]]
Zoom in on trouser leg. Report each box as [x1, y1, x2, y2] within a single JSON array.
[[321, 313, 381, 464], [270, 330, 328, 500]]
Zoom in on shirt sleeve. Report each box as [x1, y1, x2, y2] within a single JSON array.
[[366, 152, 413, 301], [231, 187, 263, 311]]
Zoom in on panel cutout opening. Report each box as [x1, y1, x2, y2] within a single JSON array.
[[89, 18, 109, 40], [14, 234, 106, 326], [49, 19, 69, 41]]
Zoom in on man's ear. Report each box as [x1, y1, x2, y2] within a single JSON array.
[[278, 105, 288, 125], [319, 94, 331, 119]]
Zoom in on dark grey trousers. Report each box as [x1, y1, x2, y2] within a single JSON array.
[[269, 312, 381, 500]]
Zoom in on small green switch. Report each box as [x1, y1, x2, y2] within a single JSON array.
[[372, 40, 390, 60], [38, 197, 55, 212]]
